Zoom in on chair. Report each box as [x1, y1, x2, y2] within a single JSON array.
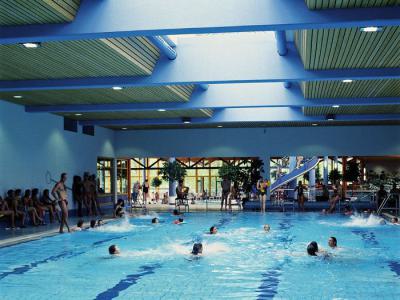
[[175, 187, 189, 212]]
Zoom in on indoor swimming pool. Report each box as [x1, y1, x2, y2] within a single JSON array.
[[0, 212, 399, 300]]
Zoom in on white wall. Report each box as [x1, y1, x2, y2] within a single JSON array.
[[115, 126, 400, 158], [0, 100, 115, 204]]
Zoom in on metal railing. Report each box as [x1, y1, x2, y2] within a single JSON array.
[[377, 193, 400, 216]]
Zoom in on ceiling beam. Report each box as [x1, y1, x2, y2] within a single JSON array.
[[24, 84, 400, 113], [78, 108, 400, 126], [1, 39, 399, 92], [1, 0, 399, 44]]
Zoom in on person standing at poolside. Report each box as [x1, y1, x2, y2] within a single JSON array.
[[52, 173, 70, 233], [143, 179, 150, 204], [294, 181, 307, 212], [221, 177, 231, 211], [257, 178, 269, 213]]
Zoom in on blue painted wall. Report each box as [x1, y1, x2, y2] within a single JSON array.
[[115, 126, 400, 158], [0, 101, 115, 207]]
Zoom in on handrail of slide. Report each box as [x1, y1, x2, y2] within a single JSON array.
[[270, 157, 320, 192]]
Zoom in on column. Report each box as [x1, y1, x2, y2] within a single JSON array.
[[334, 156, 339, 169], [262, 156, 271, 201], [342, 157, 347, 196], [112, 158, 118, 204], [168, 157, 177, 204], [288, 156, 296, 198], [141, 158, 146, 182], [323, 156, 329, 185], [309, 167, 316, 201]]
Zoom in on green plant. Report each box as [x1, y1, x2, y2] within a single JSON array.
[[218, 163, 243, 183], [329, 169, 342, 183], [240, 159, 264, 196], [344, 160, 360, 182], [158, 161, 187, 182], [151, 177, 162, 189]]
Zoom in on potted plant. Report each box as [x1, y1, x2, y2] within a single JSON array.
[[158, 161, 187, 182], [151, 177, 162, 192]]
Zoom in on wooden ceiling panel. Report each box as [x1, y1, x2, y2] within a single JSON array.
[[0, 37, 160, 80], [0, 0, 80, 25], [305, 0, 400, 10]]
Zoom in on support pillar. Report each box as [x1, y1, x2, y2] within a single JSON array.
[[288, 156, 297, 198], [342, 157, 347, 197], [168, 157, 177, 204], [323, 156, 329, 185], [309, 167, 316, 201], [112, 158, 118, 204], [262, 156, 271, 201]]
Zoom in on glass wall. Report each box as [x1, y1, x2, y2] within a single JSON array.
[[97, 158, 112, 194], [117, 159, 128, 194]]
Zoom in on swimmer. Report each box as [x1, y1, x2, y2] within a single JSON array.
[[379, 219, 386, 225], [152, 217, 159, 224], [173, 218, 184, 224], [108, 244, 120, 256], [307, 241, 319, 256], [263, 224, 271, 232], [209, 226, 218, 234], [328, 237, 337, 249], [172, 209, 181, 216], [97, 219, 104, 226], [191, 243, 203, 256], [72, 219, 84, 231], [391, 217, 399, 224], [90, 219, 96, 228], [307, 241, 329, 258]]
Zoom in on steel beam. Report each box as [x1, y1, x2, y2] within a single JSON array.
[[2, 39, 399, 92], [1, 0, 399, 44], [23, 84, 400, 113], [78, 108, 400, 126]]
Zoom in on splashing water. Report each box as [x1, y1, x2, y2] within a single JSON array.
[[342, 214, 385, 227]]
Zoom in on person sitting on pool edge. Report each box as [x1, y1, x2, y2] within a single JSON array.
[[209, 226, 218, 234], [191, 243, 203, 256], [152, 217, 159, 224], [173, 218, 184, 224], [328, 237, 337, 249], [264, 224, 271, 232], [109, 245, 120, 256]]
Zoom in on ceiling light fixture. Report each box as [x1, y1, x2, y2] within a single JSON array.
[[311, 123, 318, 126], [360, 26, 382, 32], [182, 117, 191, 124], [21, 42, 41, 48], [112, 86, 123, 90], [342, 79, 353, 83], [157, 109, 166, 112], [121, 127, 127, 130], [326, 114, 336, 121], [74, 113, 82, 116], [13, 95, 23, 99], [217, 125, 223, 128], [332, 105, 340, 108]]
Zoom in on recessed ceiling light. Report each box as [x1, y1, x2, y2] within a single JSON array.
[[217, 125, 223, 128], [360, 27, 382, 32], [157, 109, 166, 112], [326, 114, 336, 121], [312, 123, 318, 126], [13, 95, 23, 99], [74, 113, 82, 116], [332, 105, 340, 108], [121, 127, 127, 130], [183, 121, 191, 124], [182, 117, 191, 124], [21, 42, 41, 48], [342, 79, 353, 83], [112, 86, 123, 90]]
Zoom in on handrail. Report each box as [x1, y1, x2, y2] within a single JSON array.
[[377, 192, 398, 215]]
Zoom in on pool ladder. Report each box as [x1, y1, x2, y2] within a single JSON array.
[[377, 193, 399, 215]]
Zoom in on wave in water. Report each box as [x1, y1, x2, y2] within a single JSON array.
[[342, 214, 385, 227]]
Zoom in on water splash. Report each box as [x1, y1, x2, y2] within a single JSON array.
[[96, 215, 136, 233], [343, 214, 385, 227]]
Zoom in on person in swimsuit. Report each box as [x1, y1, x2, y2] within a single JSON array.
[[6, 189, 26, 228], [143, 179, 150, 203], [41, 189, 61, 222], [221, 177, 231, 211], [0, 196, 16, 228], [257, 178, 269, 213], [52, 173, 70, 233], [294, 181, 307, 212], [23, 189, 44, 225], [83, 174, 93, 216], [90, 174, 101, 215], [327, 181, 342, 213]]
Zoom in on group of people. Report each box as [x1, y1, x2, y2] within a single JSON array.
[[307, 237, 338, 257], [0, 187, 61, 229], [72, 173, 102, 217]]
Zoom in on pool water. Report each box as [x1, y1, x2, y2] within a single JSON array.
[[0, 212, 399, 300]]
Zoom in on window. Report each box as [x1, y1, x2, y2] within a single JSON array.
[[97, 158, 113, 194], [117, 159, 129, 194]]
